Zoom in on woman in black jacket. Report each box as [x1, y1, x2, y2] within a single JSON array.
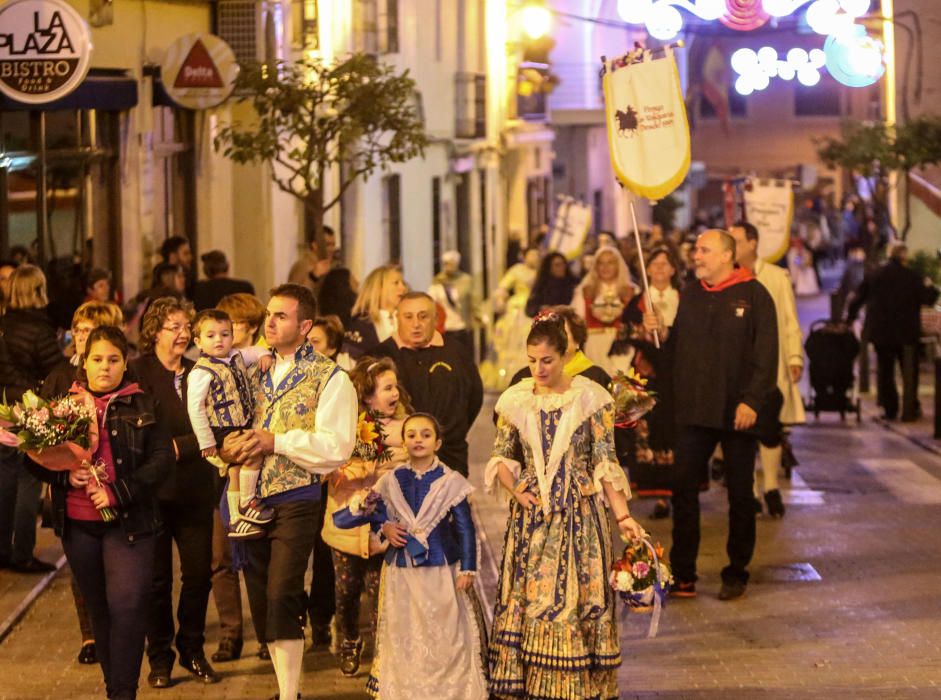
[[128, 297, 220, 688], [31, 325, 172, 700], [42, 301, 125, 666], [525, 252, 578, 317], [0, 264, 64, 572]]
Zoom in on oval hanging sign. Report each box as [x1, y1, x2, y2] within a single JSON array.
[[162, 33, 238, 110], [0, 0, 93, 104]]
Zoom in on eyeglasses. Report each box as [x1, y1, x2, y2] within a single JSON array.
[[161, 324, 191, 335], [72, 325, 95, 337]]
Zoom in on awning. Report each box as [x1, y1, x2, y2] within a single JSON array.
[[0, 68, 138, 112]]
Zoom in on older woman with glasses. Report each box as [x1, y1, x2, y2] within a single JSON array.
[[129, 297, 220, 689]]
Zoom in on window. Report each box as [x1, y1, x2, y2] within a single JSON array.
[[700, 88, 747, 119], [383, 174, 402, 263], [291, 0, 319, 50], [794, 78, 842, 117], [354, 0, 398, 54]]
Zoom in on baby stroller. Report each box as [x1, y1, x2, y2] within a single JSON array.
[[804, 319, 862, 422]]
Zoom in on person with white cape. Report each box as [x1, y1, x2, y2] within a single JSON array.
[[333, 412, 489, 700]]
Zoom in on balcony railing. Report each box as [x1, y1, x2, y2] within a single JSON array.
[[455, 72, 486, 139]]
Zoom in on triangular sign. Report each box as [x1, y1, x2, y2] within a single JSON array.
[[173, 39, 224, 89]]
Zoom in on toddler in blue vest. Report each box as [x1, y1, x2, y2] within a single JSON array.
[[186, 308, 273, 539]]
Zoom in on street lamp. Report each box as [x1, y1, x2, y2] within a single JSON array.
[[520, 2, 552, 40]]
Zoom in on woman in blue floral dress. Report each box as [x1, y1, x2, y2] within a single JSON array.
[[486, 313, 645, 700]]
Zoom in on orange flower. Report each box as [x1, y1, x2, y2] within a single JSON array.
[[357, 412, 379, 444]]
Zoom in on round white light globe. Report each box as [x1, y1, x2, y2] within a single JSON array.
[[617, 0, 654, 25], [751, 72, 770, 90], [694, 0, 727, 21], [839, 0, 871, 17], [731, 48, 759, 75], [521, 5, 553, 40], [797, 66, 822, 86], [806, 0, 839, 35], [735, 75, 754, 96], [646, 4, 683, 41], [787, 47, 809, 66], [808, 48, 827, 68], [778, 62, 796, 80], [763, 0, 797, 17], [757, 46, 778, 66]]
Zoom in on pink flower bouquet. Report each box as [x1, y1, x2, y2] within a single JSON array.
[[0, 390, 98, 471]]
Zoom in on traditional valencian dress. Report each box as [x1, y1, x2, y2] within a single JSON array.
[[486, 376, 630, 700], [334, 461, 489, 700]]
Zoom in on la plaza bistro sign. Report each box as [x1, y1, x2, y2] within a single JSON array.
[[0, 0, 92, 104]]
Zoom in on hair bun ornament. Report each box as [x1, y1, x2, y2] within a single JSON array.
[[532, 309, 561, 325]]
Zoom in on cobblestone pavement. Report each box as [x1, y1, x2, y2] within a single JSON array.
[[3, 291, 941, 698]]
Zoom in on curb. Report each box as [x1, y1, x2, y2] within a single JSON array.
[[0, 554, 67, 645]]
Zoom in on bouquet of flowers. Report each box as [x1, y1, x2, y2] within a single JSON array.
[[353, 410, 393, 464], [86, 459, 117, 522], [348, 489, 382, 518], [0, 390, 98, 471], [609, 368, 657, 428], [610, 539, 673, 637]]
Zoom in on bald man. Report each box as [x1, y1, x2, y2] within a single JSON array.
[[644, 229, 779, 601]]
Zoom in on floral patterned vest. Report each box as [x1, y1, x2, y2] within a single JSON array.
[[192, 353, 253, 429], [253, 342, 340, 498]]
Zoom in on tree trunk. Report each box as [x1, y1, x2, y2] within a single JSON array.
[[901, 172, 912, 241], [305, 188, 326, 258]]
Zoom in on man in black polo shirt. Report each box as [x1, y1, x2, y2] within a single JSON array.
[[645, 229, 778, 601], [374, 292, 483, 476]]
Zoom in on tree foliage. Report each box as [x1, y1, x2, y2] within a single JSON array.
[[214, 53, 429, 249], [816, 116, 941, 238]]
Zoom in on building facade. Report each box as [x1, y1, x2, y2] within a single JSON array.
[[0, 0, 555, 304]]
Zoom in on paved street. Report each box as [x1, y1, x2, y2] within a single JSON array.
[[2, 291, 941, 698]]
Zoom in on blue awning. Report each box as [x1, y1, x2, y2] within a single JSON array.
[[0, 68, 138, 112]]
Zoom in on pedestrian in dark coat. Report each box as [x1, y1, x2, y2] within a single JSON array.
[[191, 250, 255, 312], [129, 297, 220, 688], [374, 292, 483, 476], [524, 252, 578, 317], [29, 326, 172, 700], [644, 230, 778, 601], [847, 243, 940, 421], [0, 264, 64, 573]]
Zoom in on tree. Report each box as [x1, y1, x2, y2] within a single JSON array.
[[816, 116, 941, 240], [214, 53, 429, 254]]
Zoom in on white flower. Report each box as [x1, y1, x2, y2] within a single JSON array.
[[658, 562, 673, 584], [21, 391, 40, 410], [614, 570, 635, 592], [348, 493, 364, 516]]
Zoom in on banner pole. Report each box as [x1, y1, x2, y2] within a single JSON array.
[[627, 193, 660, 349]]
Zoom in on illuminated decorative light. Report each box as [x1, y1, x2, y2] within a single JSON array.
[[838, 0, 871, 16], [778, 62, 797, 80], [731, 48, 758, 74], [617, 0, 653, 24], [520, 4, 552, 40], [824, 23, 885, 87], [646, 3, 683, 40], [752, 72, 771, 90], [808, 48, 827, 67], [735, 75, 755, 95], [806, 0, 839, 35], [797, 65, 822, 85], [757, 46, 778, 66], [762, 0, 813, 17], [787, 47, 809, 66], [694, 0, 726, 21]]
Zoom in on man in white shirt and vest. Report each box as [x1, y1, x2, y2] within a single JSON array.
[[224, 284, 357, 700], [730, 222, 805, 518]]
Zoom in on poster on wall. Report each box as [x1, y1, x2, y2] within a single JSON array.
[[547, 197, 592, 260], [0, 0, 93, 104], [743, 178, 794, 263], [161, 33, 238, 110]]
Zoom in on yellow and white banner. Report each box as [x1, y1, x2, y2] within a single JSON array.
[[603, 47, 690, 201], [744, 178, 794, 263], [547, 197, 592, 261]]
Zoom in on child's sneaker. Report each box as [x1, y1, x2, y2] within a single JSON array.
[[239, 498, 275, 525], [228, 518, 265, 540]]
